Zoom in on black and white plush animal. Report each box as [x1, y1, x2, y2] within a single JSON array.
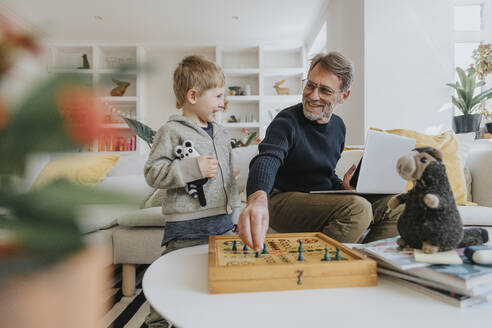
[[174, 140, 208, 207], [388, 147, 488, 254]]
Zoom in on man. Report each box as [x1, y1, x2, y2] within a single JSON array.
[[238, 51, 403, 251]]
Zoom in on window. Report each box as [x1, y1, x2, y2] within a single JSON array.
[[453, 0, 491, 114]]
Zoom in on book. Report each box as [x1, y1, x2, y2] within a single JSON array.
[[383, 274, 492, 308], [355, 236, 429, 270], [378, 266, 492, 297], [356, 237, 492, 291]]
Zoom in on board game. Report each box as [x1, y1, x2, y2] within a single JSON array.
[[208, 233, 377, 294]]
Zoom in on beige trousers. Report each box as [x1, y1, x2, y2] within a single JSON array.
[[268, 190, 404, 243]]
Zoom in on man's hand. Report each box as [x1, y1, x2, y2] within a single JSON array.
[[238, 190, 269, 251], [198, 155, 218, 178], [341, 164, 357, 190]]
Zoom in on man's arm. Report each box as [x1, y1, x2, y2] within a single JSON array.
[[238, 117, 294, 250]]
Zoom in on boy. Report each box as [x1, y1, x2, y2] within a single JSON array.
[[144, 55, 240, 327]]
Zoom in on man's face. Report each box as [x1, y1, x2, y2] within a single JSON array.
[[302, 64, 349, 122]]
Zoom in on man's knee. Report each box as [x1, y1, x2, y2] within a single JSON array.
[[347, 196, 373, 224]]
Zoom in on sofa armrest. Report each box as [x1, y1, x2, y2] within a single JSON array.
[[467, 147, 492, 207]]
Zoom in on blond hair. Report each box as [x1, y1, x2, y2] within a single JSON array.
[[173, 55, 225, 108], [308, 52, 354, 92]]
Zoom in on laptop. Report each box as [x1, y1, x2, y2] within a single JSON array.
[[311, 130, 416, 195]]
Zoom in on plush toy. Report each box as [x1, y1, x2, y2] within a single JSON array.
[[388, 147, 488, 253], [174, 140, 208, 207]]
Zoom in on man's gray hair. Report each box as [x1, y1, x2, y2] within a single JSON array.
[[308, 52, 354, 92]]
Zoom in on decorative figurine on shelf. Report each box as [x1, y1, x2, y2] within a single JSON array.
[[110, 78, 130, 97], [227, 115, 238, 123], [388, 147, 489, 253], [174, 140, 208, 207], [228, 86, 241, 96], [273, 80, 290, 95], [77, 54, 90, 69]]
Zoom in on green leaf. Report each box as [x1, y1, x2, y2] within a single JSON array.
[[243, 132, 257, 146], [456, 67, 468, 88], [122, 116, 156, 148]]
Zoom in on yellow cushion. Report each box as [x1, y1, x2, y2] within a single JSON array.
[[32, 154, 120, 189], [371, 128, 475, 206]]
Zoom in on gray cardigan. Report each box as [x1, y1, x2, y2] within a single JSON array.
[[144, 115, 241, 222]]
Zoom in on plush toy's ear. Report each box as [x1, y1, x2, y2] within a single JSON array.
[[431, 148, 444, 161]]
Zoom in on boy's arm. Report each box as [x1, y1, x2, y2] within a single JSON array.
[[144, 126, 204, 189]]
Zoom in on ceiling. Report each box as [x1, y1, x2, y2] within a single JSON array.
[[1, 0, 328, 45]]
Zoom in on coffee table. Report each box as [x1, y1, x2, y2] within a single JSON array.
[[143, 244, 492, 328]]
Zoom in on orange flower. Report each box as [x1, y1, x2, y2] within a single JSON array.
[[56, 85, 106, 145], [255, 137, 261, 143], [241, 128, 248, 134]]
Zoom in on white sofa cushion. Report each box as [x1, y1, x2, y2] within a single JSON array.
[[96, 174, 154, 204], [77, 204, 139, 234], [232, 145, 259, 194], [117, 207, 166, 227], [458, 205, 492, 226]]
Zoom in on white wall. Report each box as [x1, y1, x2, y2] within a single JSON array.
[[141, 47, 216, 131], [325, 0, 365, 146], [321, 0, 455, 144], [364, 0, 454, 135]]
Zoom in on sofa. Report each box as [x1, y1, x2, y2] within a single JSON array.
[[24, 140, 492, 297]]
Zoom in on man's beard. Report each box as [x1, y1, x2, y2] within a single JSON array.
[[302, 98, 338, 121]]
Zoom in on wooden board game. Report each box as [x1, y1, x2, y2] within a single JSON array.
[[208, 233, 377, 294]]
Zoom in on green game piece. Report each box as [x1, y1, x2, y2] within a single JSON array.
[[298, 250, 304, 261], [263, 243, 268, 254], [243, 244, 248, 251], [322, 247, 331, 261], [256, 251, 261, 258], [335, 246, 342, 260]]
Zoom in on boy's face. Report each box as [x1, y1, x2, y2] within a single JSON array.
[[193, 87, 225, 124]]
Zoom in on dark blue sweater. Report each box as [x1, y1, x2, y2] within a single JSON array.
[[246, 103, 346, 196]]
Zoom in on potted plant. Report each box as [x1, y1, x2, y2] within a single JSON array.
[[0, 21, 132, 327], [446, 67, 492, 133]]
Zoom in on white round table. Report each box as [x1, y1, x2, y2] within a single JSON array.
[[143, 244, 492, 328]]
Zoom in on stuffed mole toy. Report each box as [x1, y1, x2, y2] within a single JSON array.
[[174, 140, 208, 207], [388, 147, 488, 254]]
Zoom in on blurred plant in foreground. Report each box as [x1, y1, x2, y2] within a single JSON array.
[[0, 17, 130, 278]]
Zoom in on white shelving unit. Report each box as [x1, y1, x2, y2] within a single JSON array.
[[216, 44, 305, 141], [49, 44, 144, 154], [48, 43, 305, 151]]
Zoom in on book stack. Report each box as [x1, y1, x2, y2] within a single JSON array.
[[355, 237, 492, 308]]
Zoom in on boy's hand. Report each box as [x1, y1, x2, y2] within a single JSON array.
[[198, 155, 218, 178]]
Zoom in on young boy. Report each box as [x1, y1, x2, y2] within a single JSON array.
[[144, 55, 240, 327]]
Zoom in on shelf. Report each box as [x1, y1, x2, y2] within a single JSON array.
[[101, 124, 131, 129], [226, 96, 259, 102], [96, 69, 137, 74], [224, 68, 259, 76], [221, 46, 259, 69], [262, 95, 302, 102], [51, 68, 94, 74], [262, 68, 305, 77], [100, 96, 137, 102]]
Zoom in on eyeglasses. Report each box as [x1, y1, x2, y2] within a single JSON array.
[[302, 79, 341, 98]]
